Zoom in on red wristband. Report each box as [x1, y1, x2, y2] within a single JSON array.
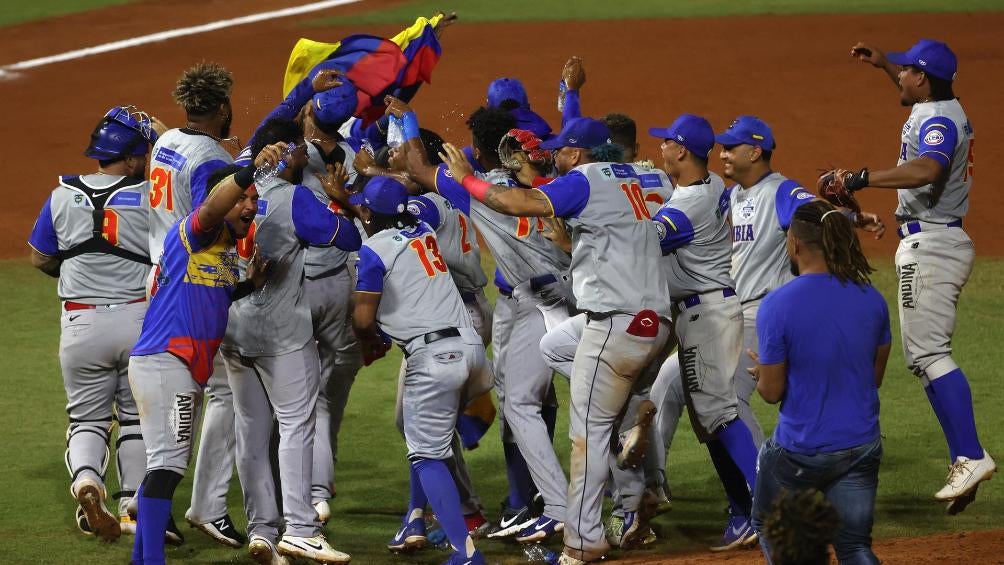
[[461, 174, 491, 201], [327, 200, 344, 215]]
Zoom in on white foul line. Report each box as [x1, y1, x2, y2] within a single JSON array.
[[1, 0, 363, 72]]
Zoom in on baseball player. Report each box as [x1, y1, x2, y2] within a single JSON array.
[[648, 114, 761, 545], [221, 118, 361, 565], [127, 147, 277, 565], [346, 175, 490, 565], [399, 101, 574, 543], [145, 62, 246, 547], [28, 106, 158, 543], [440, 116, 672, 564], [842, 39, 995, 511]]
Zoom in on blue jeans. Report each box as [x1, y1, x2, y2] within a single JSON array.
[[751, 436, 882, 565]]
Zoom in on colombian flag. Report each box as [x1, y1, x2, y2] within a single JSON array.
[[283, 14, 444, 124]]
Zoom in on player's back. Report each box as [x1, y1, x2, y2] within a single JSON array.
[[148, 128, 232, 262], [897, 98, 974, 223], [408, 192, 486, 294], [359, 222, 472, 343], [567, 162, 670, 317], [44, 174, 151, 302]]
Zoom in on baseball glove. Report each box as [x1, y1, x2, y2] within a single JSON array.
[[816, 168, 869, 214], [499, 128, 551, 172]]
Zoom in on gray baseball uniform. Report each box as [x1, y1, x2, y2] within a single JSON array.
[[222, 174, 360, 541], [893, 99, 975, 383], [301, 141, 363, 505], [536, 161, 672, 560], [29, 174, 151, 519], [434, 164, 573, 521]]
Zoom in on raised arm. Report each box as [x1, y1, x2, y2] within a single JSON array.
[[439, 143, 553, 217], [851, 42, 901, 89], [561, 56, 585, 127]]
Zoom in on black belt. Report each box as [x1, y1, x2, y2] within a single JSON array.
[[401, 328, 461, 358], [499, 274, 559, 298], [673, 288, 736, 310], [305, 264, 346, 281], [897, 219, 962, 239]]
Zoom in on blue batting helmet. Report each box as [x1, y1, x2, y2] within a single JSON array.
[[84, 105, 159, 161]]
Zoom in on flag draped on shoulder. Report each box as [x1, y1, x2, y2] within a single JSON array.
[[282, 14, 445, 124]]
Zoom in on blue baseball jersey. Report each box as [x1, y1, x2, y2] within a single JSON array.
[[757, 273, 891, 454], [132, 211, 238, 385]]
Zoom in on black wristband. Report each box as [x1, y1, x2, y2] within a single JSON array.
[[847, 168, 869, 192], [234, 165, 256, 189], [232, 280, 254, 301]]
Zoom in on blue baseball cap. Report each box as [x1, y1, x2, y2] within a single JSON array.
[[311, 82, 358, 127], [887, 39, 957, 81], [715, 116, 776, 150], [487, 78, 529, 109], [648, 114, 715, 158], [540, 117, 611, 150], [348, 176, 408, 215]]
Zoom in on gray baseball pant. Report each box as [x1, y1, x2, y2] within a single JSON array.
[[186, 355, 236, 523], [224, 342, 322, 540], [62, 301, 147, 515], [306, 269, 362, 503]]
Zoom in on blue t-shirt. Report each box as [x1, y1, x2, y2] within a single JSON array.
[[757, 273, 891, 455]]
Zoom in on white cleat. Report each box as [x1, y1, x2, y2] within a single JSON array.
[[72, 478, 120, 542], [249, 535, 291, 565], [278, 534, 351, 564], [934, 450, 996, 501], [120, 514, 137, 535], [314, 500, 332, 524]]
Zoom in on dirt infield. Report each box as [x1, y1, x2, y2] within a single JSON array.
[[620, 528, 1004, 564], [2, 4, 1002, 258]]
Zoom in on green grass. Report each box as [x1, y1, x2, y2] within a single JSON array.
[[0, 0, 132, 27], [314, 0, 1004, 26], [1, 256, 1001, 563]]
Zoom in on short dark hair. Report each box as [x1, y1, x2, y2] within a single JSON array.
[[602, 113, 637, 149], [467, 106, 516, 168], [420, 128, 446, 166], [250, 118, 303, 160], [761, 149, 773, 162]]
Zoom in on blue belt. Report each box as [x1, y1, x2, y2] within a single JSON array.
[[675, 288, 736, 310], [897, 219, 962, 239]]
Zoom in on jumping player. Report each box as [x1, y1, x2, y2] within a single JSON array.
[[127, 145, 277, 565], [349, 176, 490, 565], [440, 117, 672, 564], [29, 106, 158, 542], [845, 38, 995, 511]]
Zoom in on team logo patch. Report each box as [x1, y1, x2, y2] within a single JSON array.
[[406, 202, 422, 216], [434, 351, 464, 363], [444, 169, 453, 178], [71, 193, 89, 208], [256, 200, 268, 215], [108, 191, 142, 207], [796, 191, 814, 200], [153, 146, 187, 170], [738, 197, 755, 220], [654, 220, 667, 242], [924, 129, 945, 146], [170, 392, 196, 444]]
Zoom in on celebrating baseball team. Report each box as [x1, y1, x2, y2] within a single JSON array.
[[27, 12, 996, 565]]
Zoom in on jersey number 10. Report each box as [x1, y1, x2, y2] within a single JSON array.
[[410, 235, 448, 277], [620, 182, 652, 221]]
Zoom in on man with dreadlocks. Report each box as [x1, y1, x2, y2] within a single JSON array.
[[748, 199, 891, 565]]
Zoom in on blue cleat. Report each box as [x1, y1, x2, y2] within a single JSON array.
[[388, 515, 427, 553], [515, 515, 563, 543], [708, 511, 758, 552], [443, 548, 487, 565]]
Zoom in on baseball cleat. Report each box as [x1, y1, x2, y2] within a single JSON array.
[[314, 500, 332, 524], [75, 506, 93, 536], [557, 553, 589, 565], [486, 502, 536, 539], [617, 399, 657, 470], [946, 484, 979, 515], [165, 514, 185, 546], [443, 548, 487, 565], [515, 515, 563, 543], [73, 478, 121, 542], [277, 534, 351, 564], [935, 450, 996, 501], [652, 485, 673, 515], [709, 512, 757, 552], [387, 515, 427, 553], [604, 514, 624, 547], [464, 511, 490, 538], [185, 511, 246, 548], [249, 535, 291, 565], [120, 514, 137, 535]]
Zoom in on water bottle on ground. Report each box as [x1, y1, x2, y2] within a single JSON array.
[[557, 79, 568, 113], [253, 142, 298, 184]]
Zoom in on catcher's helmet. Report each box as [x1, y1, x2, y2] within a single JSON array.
[[84, 105, 158, 161]]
